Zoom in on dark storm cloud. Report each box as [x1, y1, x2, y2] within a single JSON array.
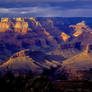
[[0, 3, 92, 17], [0, 0, 92, 3], [0, 0, 92, 17]]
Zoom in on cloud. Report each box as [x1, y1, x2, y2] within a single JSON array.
[[0, 5, 92, 17], [0, 2, 92, 17], [0, 8, 9, 13], [0, 0, 92, 3]]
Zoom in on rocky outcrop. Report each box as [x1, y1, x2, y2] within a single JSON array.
[[14, 21, 29, 33], [61, 32, 70, 41], [70, 21, 92, 37], [0, 17, 92, 68], [0, 18, 10, 32], [58, 45, 92, 80], [0, 49, 63, 75]]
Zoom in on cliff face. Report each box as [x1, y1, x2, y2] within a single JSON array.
[[61, 32, 70, 41], [0, 49, 64, 75], [14, 21, 29, 33], [0, 17, 29, 33], [0, 17, 92, 80], [57, 45, 92, 80], [0, 19, 10, 32], [0, 18, 58, 48], [70, 21, 92, 37], [0, 17, 91, 61]]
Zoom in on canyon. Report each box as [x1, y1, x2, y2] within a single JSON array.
[[0, 17, 92, 80]]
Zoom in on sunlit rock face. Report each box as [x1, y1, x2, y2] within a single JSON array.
[[43, 29, 50, 36], [14, 17, 29, 33], [22, 22, 29, 33], [70, 21, 91, 37], [15, 17, 24, 22], [1, 18, 9, 22], [61, 32, 70, 41], [0, 18, 10, 32], [14, 21, 29, 33], [29, 17, 42, 28], [0, 22, 10, 32], [0, 17, 29, 33], [58, 45, 92, 80], [0, 49, 63, 75], [14, 22, 22, 32], [0, 17, 92, 69]]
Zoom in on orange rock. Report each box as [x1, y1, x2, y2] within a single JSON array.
[[43, 29, 50, 36], [70, 21, 89, 37], [15, 17, 24, 22], [0, 22, 10, 32], [1, 18, 9, 22], [22, 22, 29, 33], [14, 21, 29, 33], [61, 32, 70, 41]]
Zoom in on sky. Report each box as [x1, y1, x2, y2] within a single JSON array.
[[0, 0, 92, 17], [0, 0, 91, 2]]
